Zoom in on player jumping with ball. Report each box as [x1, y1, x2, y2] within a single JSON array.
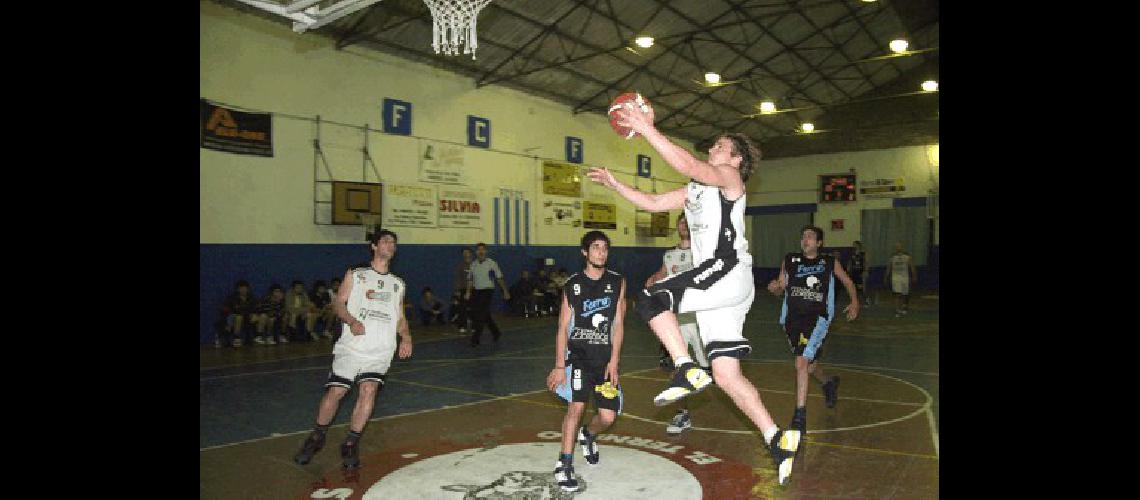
[[587, 95, 801, 485]]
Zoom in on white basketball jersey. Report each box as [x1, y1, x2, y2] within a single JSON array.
[[683, 181, 751, 266], [337, 265, 405, 359], [662, 246, 694, 277]]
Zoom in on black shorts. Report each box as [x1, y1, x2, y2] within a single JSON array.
[[566, 355, 623, 413], [783, 313, 831, 361]]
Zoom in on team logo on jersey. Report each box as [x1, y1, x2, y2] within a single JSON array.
[[580, 297, 612, 317], [377, 281, 385, 290], [792, 256, 801, 263], [806, 276, 820, 291], [605, 282, 613, 294], [591, 313, 609, 331]]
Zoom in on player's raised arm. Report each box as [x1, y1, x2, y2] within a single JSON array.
[[586, 168, 687, 212], [613, 105, 743, 190]]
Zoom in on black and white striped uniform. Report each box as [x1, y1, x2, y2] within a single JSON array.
[[326, 263, 406, 389], [641, 181, 755, 362]]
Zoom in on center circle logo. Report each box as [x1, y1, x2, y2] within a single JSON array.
[[362, 442, 701, 499]]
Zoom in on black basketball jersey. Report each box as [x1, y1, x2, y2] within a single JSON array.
[[781, 253, 836, 319], [563, 269, 625, 362]]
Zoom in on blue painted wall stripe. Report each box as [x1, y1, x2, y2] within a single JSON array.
[[525, 201, 530, 245], [893, 196, 928, 207], [745, 203, 818, 215], [515, 199, 521, 246], [504, 197, 511, 245], [494, 198, 500, 244]]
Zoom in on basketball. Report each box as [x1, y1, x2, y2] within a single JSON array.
[[608, 92, 652, 139]]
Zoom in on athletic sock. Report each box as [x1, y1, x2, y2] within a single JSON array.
[[345, 430, 362, 444], [674, 356, 693, 366], [762, 426, 778, 444], [559, 452, 573, 465], [314, 423, 330, 436]]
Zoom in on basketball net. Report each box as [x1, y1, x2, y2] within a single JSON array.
[[422, 0, 492, 59]]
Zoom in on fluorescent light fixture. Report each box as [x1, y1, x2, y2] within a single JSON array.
[[759, 101, 776, 114], [926, 144, 939, 167], [801, 123, 815, 133], [890, 39, 909, 53], [921, 80, 938, 92], [704, 72, 721, 84], [635, 36, 655, 48]]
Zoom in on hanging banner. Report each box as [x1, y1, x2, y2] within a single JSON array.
[[438, 188, 484, 228], [419, 140, 466, 185], [582, 201, 617, 230], [542, 197, 581, 228], [384, 184, 437, 228], [199, 99, 273, 157], [542, 161, 582, 197]]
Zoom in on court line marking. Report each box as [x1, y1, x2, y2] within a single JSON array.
[[617, 361, 935, 439], [200, 323, 551, 371], [926, 407, 940, 458], [805, 439, 938, 460], [618, 374, 923, 407], [202, 362, 936, 454]]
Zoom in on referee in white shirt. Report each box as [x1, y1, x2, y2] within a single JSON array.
[[465, 242, 511, 347]]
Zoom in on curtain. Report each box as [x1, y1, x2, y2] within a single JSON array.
[[861, 207, 928, 266], [749, 212, 814, 267]]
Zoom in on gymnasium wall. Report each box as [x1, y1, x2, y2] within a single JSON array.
[[199, 1, 939, 343], [744, 145, 940, 290], [200, 1, 692, 342]]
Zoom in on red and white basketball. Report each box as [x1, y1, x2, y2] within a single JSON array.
[[608, 92, 652, 139]]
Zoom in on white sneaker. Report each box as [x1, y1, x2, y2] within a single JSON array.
[[253, 336, 266, 345], [232, 339, 243, 347], [266, 338, 277, 345], [213, 339, 221, 348]]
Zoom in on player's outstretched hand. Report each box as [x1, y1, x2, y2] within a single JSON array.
[[586, 167, 619, 190], [547, 367, 566, 393], [605, 362, 620, 389], [844, 301, 860, 321], [614, 101, 656, 135], [766, 279, 784, 295], [398, 337, 413, 359]]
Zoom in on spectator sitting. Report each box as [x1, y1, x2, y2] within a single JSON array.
[[419, 287, 447, 326], [509, 270, 539, 316], [285, 280, 317, 341], [310, 280, 335, 339], [251, 284, 286, 345], [219, 280, 256, 347]]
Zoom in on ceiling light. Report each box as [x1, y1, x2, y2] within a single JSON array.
[[861, 0, 877, 2], [759, 101, 776, 114], [801, 123, 815, 133], [704, 72, 721, 84], [889, 39, 909, 53], [634, 36, 654, 48], [921, 80, 938, 92]]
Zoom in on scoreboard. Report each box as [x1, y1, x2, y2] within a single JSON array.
[[820, 174, 856, 202]]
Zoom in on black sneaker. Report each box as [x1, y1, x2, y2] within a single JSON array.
[[823, 376, 840, 409], [553, 460, 579, 492], [341, 440, 360, 470], [578, 426, 599, 465], [768, 429, 802, 486], [293, 431, 326, 465], [653, 362, 712, 406], [666, 409, 692, 435], [789, 407, 807, 434]]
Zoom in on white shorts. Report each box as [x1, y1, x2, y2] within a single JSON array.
[[647, 257, 755, 361], [326, 348, 393, 389], [891, 276, 910, 295]]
